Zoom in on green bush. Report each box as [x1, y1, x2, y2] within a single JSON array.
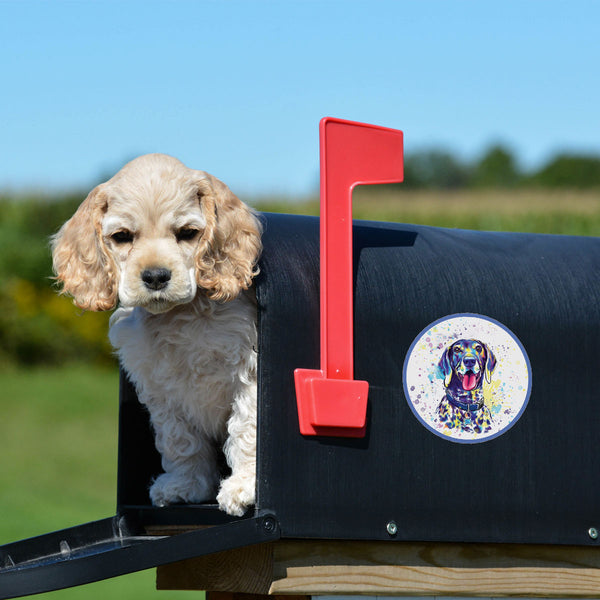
[[527, 154, 600, 188], [0, 193, 83, 282], [0, 193, 114, 367], [0, 278, 114, 367]]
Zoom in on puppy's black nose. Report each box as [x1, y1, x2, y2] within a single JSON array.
[[463, 357, 476, 368], [141, 268, 171, 290]]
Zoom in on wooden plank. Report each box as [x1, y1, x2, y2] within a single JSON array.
[[207, 593, 309, 600], [157, 543, 274, 593], [158, 539, 600, 597]]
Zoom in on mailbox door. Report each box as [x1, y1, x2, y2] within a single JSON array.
[[256, 212, 600, 546], [0, 512, 278, 599]]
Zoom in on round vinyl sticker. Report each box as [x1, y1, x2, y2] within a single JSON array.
[[403, 313, 531, 443]]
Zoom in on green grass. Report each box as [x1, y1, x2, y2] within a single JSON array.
[[0, 365, 202, 599], [256, 187, 600, 236]]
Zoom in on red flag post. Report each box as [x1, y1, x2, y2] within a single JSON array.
[[295, 118, 404, 436]]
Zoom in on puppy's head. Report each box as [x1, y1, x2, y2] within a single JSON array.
[[51, 154, 261, 313], [438, 339, 496, 391]]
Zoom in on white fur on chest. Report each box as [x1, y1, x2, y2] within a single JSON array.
[[109, 292, 257, 442]]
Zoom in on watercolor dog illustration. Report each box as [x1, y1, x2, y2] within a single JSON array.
[[437, 339, 497, 434]]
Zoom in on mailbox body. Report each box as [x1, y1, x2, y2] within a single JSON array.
[[254, 212, 600, 545]]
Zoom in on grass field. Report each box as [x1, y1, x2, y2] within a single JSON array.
[[1, 188, 598, 598], [0, 366, 201, 600], [257, 188, 600, 236]]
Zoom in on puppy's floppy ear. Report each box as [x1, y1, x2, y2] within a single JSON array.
[[194, 173, 262, 302], [438, 346, 454, 388], [51, 186, 119, 311], [483, 343, 497, 384]]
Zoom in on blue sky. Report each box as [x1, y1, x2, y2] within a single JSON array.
[[2, 0, 599, 197]]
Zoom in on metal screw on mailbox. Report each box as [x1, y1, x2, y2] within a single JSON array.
[[589, 527, 598, 540], [262, 517, 276, 533], [386, 521, 398, 536]]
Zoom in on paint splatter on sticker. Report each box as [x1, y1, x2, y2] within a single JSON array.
[[403, 313, 531, 443]]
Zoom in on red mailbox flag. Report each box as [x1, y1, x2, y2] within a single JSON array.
[[294, 117, 404, 436]]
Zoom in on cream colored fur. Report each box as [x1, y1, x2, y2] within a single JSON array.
[[51, 154, 262, 516]]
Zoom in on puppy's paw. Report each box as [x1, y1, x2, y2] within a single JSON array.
[[217, 474, 255, 517], [150, 472, 214, 506]]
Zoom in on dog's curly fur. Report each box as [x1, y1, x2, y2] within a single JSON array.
[[51, 154, 262, 516]]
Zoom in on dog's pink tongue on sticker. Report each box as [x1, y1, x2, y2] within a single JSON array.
[[463, 373, 477, 391]]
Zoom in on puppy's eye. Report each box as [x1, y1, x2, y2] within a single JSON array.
[[475, 345, 483, 353], [111, 230, 134, 244], [176, 227, 200, 242], [453, 346, 462, 353]]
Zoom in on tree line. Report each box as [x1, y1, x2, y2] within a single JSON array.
[[401, 145, 600, 190]]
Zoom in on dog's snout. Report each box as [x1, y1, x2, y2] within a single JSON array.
[[141, 267, 172, 290], [463, 357, 477, 369]]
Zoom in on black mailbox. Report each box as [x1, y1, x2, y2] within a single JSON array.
[[257, 211, 600, 544], [1, 119, 600, 598]]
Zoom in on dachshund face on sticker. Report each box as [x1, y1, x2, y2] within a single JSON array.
[[439, 339, 496, 393]]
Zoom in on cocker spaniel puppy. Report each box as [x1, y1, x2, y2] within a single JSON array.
[[51, 154, 262, 516]]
